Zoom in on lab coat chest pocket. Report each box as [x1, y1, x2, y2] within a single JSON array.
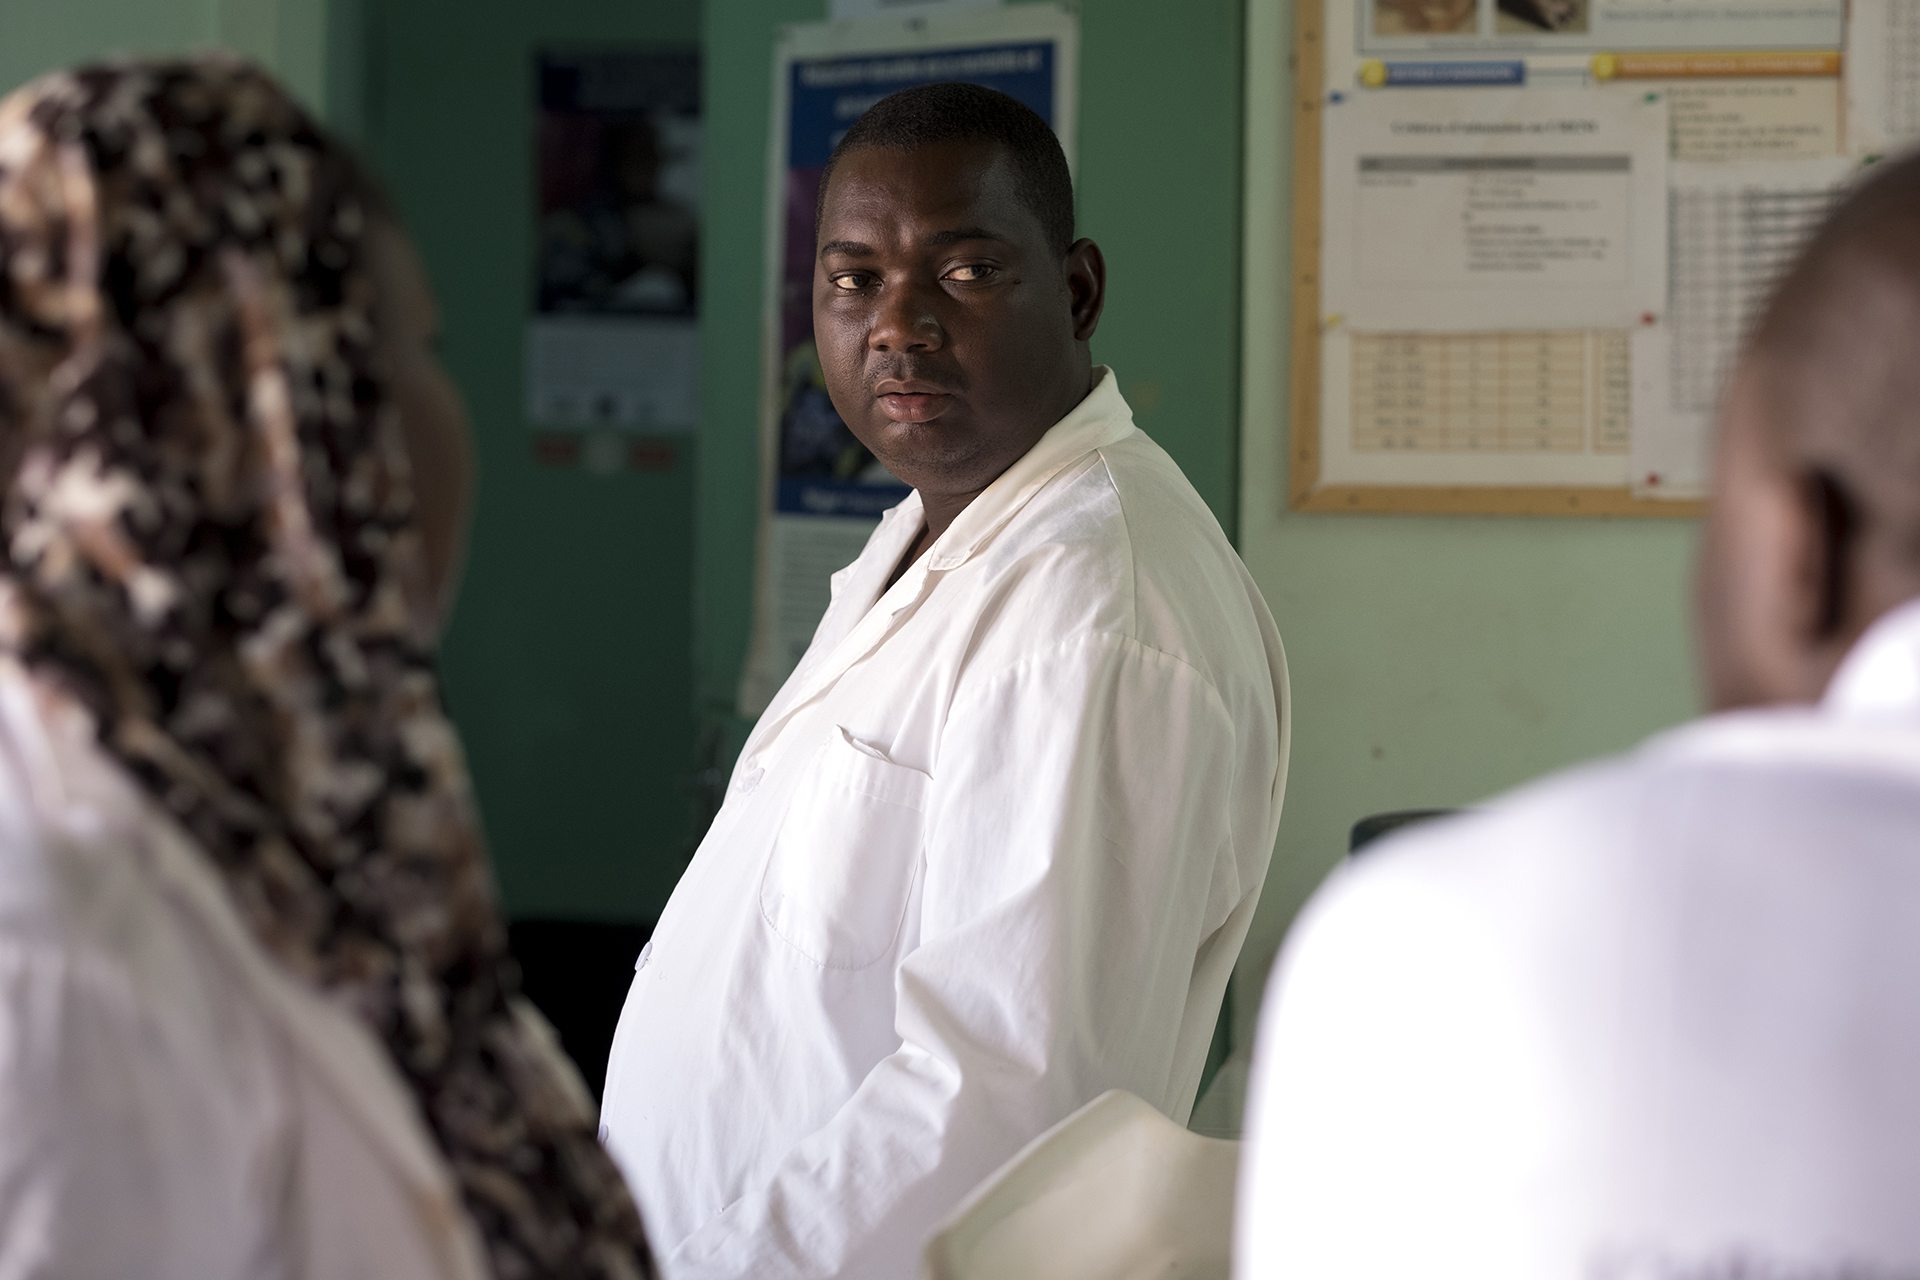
[[759, 727, 929, 970]]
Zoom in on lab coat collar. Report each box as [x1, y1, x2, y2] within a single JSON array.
[[1823, 594, 1920, 722], [750, 369, 1136, 751], [863, 366, 1134, 621], [846, 366, 1134, 620], [923, 366, 1136, 573]]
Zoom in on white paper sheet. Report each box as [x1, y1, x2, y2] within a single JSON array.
[[1628, 157, 1855, 497], [1322, 87, 1668, 333], [736, 515, 880, 714], [1845, 0, 1920, 156], [524, 316, 700, 433]]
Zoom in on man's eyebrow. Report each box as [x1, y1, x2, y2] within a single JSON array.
[[818, 239, 873, 259]]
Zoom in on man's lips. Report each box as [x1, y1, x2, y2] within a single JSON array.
[[877, 391, 954, 423], [873, 379, 958, 424]]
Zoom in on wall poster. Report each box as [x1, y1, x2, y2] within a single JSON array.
[[736, 3, 1078, 714], [527, 48, 701, 439]]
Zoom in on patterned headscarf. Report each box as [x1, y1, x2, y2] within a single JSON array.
[[0, 57, 653, 1279]]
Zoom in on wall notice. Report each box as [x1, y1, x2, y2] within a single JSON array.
[[526, 48, 700, 434], [1323, 87, 1668, 333]]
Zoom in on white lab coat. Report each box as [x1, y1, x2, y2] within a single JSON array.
[[1238, 596, 1920, 1280], [0, 656, 488, 1280], [601, 369, 1289, 1280]]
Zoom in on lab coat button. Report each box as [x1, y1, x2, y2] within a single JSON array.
[[737, 765, 765, 797]]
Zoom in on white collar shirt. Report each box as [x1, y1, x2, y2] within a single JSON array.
[[0, 656, 488, 1280], [601, 368, 1290, 1280], [1238, 596, 1920, 1280]]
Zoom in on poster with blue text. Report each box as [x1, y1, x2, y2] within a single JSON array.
[[738, 5, 1078, 713]]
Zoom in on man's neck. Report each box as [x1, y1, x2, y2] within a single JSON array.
[[925, 367, 1096, 539], [885, 364, 1098, 589]]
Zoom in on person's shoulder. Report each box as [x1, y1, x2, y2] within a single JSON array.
[[1075, 427, 1234, 568], [0, 736, 73, 948], [960, 448, 1135, 629], [1284, 729, 1770, 1003], [1306, 751, 1650, 938], [0, 682, 217, 989], [1298, 703, 1920, 964], [992, 427, 1246, 607]]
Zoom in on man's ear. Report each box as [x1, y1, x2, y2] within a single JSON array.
[[1798, 464, 1862, 642], [1064, 238, 1106, 342]]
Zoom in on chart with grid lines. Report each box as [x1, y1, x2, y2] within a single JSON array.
[[1351, 330, 1631, 454]]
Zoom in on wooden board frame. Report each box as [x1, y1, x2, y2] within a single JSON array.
[[1285, 0, 1706, 517]]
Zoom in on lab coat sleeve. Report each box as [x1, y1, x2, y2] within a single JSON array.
[[665, 630, 1246, 1280]]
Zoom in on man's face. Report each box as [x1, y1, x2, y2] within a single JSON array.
[[813, 139, 1097, 500]]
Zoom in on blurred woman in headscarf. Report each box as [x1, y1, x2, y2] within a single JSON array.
[[0, 56, 654, 1279]]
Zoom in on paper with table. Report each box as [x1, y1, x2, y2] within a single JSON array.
[[1846, 0, 1920, 157], [1630, 157, 1852, 495]]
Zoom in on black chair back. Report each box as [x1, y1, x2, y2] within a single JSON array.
[[1349, 808, 1458, 855]]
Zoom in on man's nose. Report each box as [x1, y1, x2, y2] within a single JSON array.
[[868, 282, 945, 353]]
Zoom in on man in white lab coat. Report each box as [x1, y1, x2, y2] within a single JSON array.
[[600, 83, 1289, 1278], [1238, 154, 1920, 1278]]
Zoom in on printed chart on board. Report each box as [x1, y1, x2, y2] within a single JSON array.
[[1291, 0, 1890, 512]]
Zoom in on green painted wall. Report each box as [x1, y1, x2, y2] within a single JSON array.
[[0, 0, 328, 109], [697, 0, 1247, 737], [1, 0, 214, 93], [360, 0, 703, 923], [1232, 0, 1700, 1038]]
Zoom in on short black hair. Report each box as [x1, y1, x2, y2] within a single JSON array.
[[815, 82, 1075, 258]]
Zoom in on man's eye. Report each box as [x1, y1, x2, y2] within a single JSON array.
[[945, 264, 996, 283], [830, 274, 870, 292]]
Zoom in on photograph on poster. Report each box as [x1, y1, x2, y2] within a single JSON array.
[[1374, 0, 1479, 37], [1496, 0, 1589, 36], [525, 48, 701, 433], [1359, 0, 1840, 55]]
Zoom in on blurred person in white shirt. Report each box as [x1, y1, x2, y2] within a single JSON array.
[[1239, 152, 1920, 1280], [599, 82, 1289, 1280]]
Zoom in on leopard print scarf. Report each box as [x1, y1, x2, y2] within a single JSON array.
[[0, 55, 653, 1279]]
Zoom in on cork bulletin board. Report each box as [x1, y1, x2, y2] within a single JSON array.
[[1285, 0, 1875, 515]]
